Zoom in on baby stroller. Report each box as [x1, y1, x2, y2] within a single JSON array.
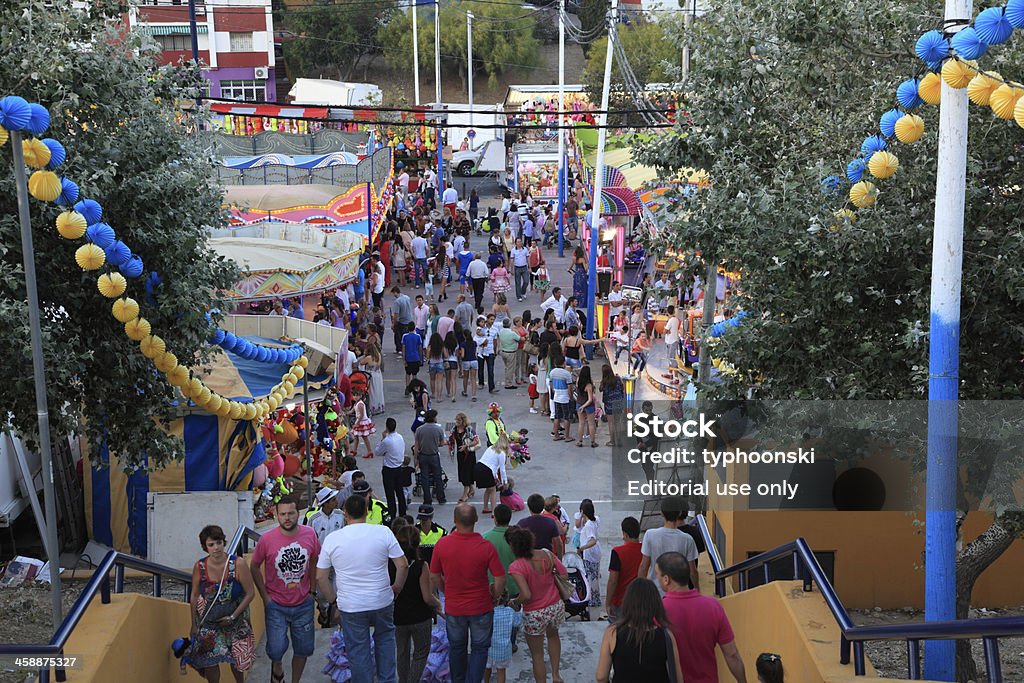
[[561, 552, 592, 621], [412, 467, 450, 498]]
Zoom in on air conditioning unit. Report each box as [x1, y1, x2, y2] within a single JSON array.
[[254, 67, 269, 80]]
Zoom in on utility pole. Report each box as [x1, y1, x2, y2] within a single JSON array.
[[467, 11, 474, 148], [585, 0, 617, 344], [9, 129, 64, 650], [188, 0, 202, 108], [434, 0, 443, 186], [557, 0, 566, 257], [923, 1, 969, 679], [412, 0, 421, 105]]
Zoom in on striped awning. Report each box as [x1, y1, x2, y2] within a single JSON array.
[[139, 24, 209, 36]]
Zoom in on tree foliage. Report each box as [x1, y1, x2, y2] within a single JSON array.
[[0, 0, 238, 470], [280, 0, 396, 82], [378, 1, 541, 91], [578, 0, 608, 57], [582, 21, 677, 118]]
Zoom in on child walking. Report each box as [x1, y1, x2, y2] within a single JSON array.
[[527, 363, 540, 414], [483, 600, 522, 683], [534, 262, 550, 303], [350, 389, 377, 458]]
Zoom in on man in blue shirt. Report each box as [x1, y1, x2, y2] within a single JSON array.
[[402, 328, 423, 386]]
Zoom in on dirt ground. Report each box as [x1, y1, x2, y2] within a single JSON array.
[[852, 606, 1024, 681]]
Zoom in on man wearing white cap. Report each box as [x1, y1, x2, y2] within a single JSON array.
[[306, 486, 345, 545]]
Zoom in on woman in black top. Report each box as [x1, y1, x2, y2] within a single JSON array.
[[595, 579, 681, 683], [391, 526, 443, 683], [447, 412, 480, 503]]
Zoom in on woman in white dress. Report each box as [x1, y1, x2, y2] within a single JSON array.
[[359, 340, 386, 415], [575, 498, 602, 607]]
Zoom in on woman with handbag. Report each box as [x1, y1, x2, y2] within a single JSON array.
[[506, 526, 569, 683], [595, 579, 682, 683], [574, 499, 603, 607], [448, 412, 480, 503], [474, 434, 510, 514], [188, 525, 256, 681]]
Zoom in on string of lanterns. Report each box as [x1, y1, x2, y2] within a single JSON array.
[[0, 95, 309, 423], [822, 0, 1024, 216]]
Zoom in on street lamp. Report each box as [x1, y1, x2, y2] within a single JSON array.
[[623, 373, 637, 411]]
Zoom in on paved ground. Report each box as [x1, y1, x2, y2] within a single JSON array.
[[247, 228, 682, 681]]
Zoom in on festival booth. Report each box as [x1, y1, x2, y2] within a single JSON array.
[[84, 331, 336, 558]]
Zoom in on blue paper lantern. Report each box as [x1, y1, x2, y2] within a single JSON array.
[[256, 347, 270, 363], [846, 159, 866, 183], [237, 341, 253, 359], [0, 96, 32, 131], [915, 30, 949, 63], [925, 59, 944, 73], [86, 222, 116, 249], [879, 108, 903, 138], [1007, 0, 1024, 28], [41, 139, 66, 169], [145, 271, 162, 306], [950, 26, 989, 60], [211, 329, 226, 345], [56, 177, 79, 206], [896, 79, 924, 108], [860, 135, 888, 156], [121, 254, 144, 278], [974, 7, 1014, 45], [104, 240, 131, 267], [222, 332, 238, 352], [26, 104, 50, 136], [273, 349, 286, 364], [820, 176, 842, 196], [74, 199, 102, 225]]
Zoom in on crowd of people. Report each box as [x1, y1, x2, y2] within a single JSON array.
[[185, 495, 785, 683]]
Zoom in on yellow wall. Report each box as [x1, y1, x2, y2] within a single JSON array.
[[64, 590, 266, 681], [710, 509, 1024, 609]]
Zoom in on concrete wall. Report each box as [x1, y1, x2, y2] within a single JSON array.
[[64, 572, 266, 681], [711, 509, 1024, 609]]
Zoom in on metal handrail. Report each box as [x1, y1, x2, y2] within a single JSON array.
[[694, 514, 1024, 681], [0, 525, 264, 683]]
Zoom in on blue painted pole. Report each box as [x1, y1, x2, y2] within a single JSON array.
[[922, 3, 969, 679], [557, 162, 566, 257]]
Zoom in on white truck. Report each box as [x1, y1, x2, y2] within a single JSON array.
[[451, 138, 507, 178]]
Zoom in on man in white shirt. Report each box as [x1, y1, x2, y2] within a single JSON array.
[[398, 169, 410, 199], [317, 495, 408, 682], [474, 315, 498, 393], [413, 294, 430, 339], [411, 234, 429, 288], [466, 253, 490, 312], [509, 238, 530, 301], [452, 232, 465, 255], [306, 486, 345, 545], [375, 417, 409, 518], [343, 347, 357, 377], [370, 254, 386, 309], [663, 304, 681, 362], [541, 287, 568, 326], [442, 181, 459, 219], [422, 168, 437, 208], [607, 280, 625, 319]]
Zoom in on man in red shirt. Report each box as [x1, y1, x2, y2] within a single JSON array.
[[657, 552, 748, 683], [430, 504, 507, 683], [605, 516, 643, 622]]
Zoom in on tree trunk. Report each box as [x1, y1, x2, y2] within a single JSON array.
[[954, 518, 1017, 682]]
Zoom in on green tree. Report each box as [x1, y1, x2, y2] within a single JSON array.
[[0, 0, 238, 470], [578, 0, 608, 57], [638, 0, 1024, 679], [379, 0, 541, 91], [582, 21, 677, 123], [280, 0, 396, 82]]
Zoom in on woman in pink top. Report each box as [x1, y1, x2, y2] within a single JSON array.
[[490, 260, 511, 300], [506, 526, 568, 683]]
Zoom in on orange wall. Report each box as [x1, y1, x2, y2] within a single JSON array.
[[710, 509, 1024, 609]]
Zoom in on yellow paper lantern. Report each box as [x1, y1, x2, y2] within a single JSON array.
[[112, 297, 140, 323], [21, 138, 51, 168], [97, 272, 128, 299], [295, 356, 309, 369], [75, 243, 106, 271], [124, 317, 152, 341], [286, 373, 299, 385], [1013, 96, 1024, 129], [207, 394, 224, 414], [267, 395, 280, 411], [968, 72, 1001, 106], [167, 364, 190, 387], [228, 402, 243, 420], [989, 83, 1023, 120], [241, 403, 257, 422], [868, 151, 899, 179], [186, 377, 204, 399], [282, 380, 295, 395], [56, 211, 88, 239], [292, 366, 305, 380], [155, 350, 179, 373], [894, 114, 925, 144], [831, 208, 857, 230], [849, 181, 878, 208], [0, 125, 7, 147], [141, 335, 167, 360], [195, 386, 213, 407], [918, 73, 942, 105], [216, 400, 233, 418], [942, 59, 977, 89], [29, 171, 61, 202]]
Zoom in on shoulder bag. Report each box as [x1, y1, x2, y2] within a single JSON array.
[[664, 627, 679, 683], [545, 550, 575, 601]]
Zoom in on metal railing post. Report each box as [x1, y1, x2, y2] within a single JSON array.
[[853, 641, 866, 676], [738, 572, 747, 592], [840, 634, 851, 665], [907, 639, 921, 679], [153, 574, 162, 598], [100, 571, 111, 605], [114, 564, 125, 594], [983, 637, 1002, 683]]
